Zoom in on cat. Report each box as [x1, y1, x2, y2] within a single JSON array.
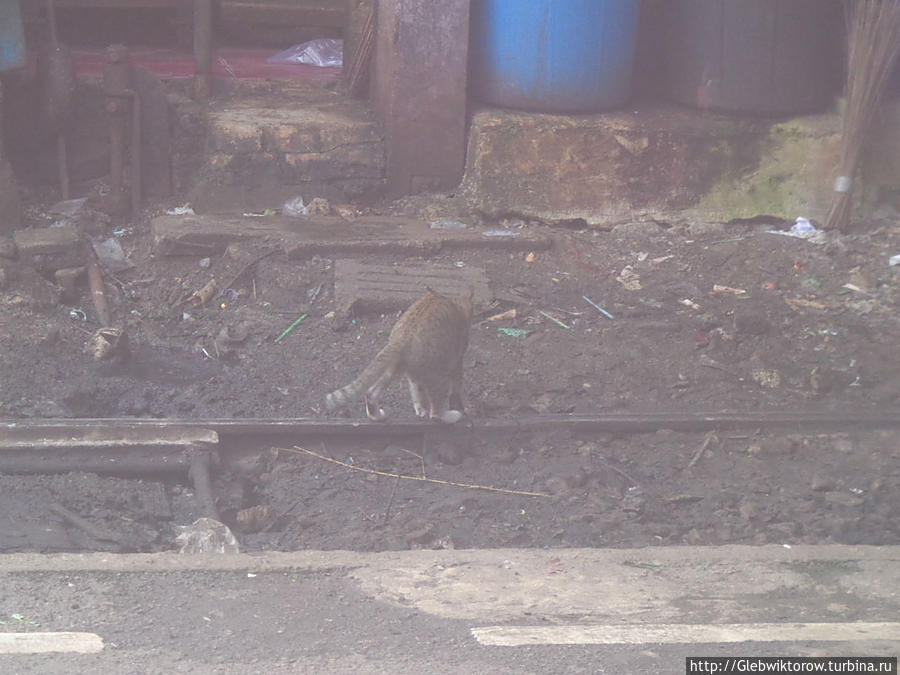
[[326, 288, 474, 423]]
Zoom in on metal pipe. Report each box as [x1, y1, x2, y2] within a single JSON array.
[[128, 89, 142, 217], [189, 449, 220, 520], [1, 411, 899, 439]]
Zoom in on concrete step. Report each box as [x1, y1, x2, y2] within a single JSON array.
[[187, 84, 386, 212], [462, 104, 850, 227]]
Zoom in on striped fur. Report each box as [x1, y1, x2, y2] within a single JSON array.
[[325, 288, 474, 422]]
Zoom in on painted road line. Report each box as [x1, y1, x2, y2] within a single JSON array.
[[0, 632, 104, 654], [471, 622, 900, 647]]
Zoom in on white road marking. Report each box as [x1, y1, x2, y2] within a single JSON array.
[[471, 622, 900, 646], [0, 632, 104, 654]]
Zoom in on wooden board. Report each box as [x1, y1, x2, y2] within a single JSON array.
[[151, 214, 552, 257], [333, 260, 491, 316]]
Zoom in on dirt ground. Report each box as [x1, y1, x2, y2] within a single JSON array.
[[1, 179, 899, 554]]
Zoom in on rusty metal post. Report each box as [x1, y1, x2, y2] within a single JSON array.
[[102, 44, 143, 218], [129, 88, 142, 218], [372, 0, 470, 197], [193, 0, 213, 101], [104, 44, 132, 216]]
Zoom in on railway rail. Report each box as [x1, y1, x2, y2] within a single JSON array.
[[2, 409, 899, 475]]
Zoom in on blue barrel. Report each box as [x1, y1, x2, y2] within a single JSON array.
[[471, 0, 641, 113], [0, 0, 25, 72]]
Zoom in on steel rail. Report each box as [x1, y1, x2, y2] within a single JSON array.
[[2, 410, 899, 438]]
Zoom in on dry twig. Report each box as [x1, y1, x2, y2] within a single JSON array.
[[687, 431, 718, 468], [283, 445, 551, 498]]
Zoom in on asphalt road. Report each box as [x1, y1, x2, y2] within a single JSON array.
[[0, 546, 897, 674]]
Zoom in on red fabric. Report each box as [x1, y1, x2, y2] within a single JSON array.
[[71, 46, 341, 83]]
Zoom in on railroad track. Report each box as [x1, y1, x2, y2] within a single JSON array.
[[2, 411, 897, 546], [2, 410, 899, 471]]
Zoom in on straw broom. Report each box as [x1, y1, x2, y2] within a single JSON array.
[[346, 1, 376, 98], [825, 0, 900, 231]]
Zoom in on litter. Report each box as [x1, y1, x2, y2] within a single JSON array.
[[538, 310, 572, 330], [174, 518, 240, 554], [582, 296, 614, 319], [784, 297, 827, 310], [166, 203, 195, 216], [767, 217, 825, 244], [68, 308, 86, 321], [430, 220, 467, 230], [49, 197, 88, 217], [274, 313, 308, 343], [498, 327, 529, 338], [282, 196, 308, 217], [751, 368, 782, 389], [842, 282, 875, 297], [486, 308, 517, 322], [680, 298, 701, 310], [711, 284, 746, 295], [91, 237, 129, 270], [307, 281, 324, 302], [188, 279, 218, 306], [525, 252, 536, 263], [267, 39, 343, 68], [889, 254, 900, 266], [616, 265, 642, 291], [482, 230, 520, 237]]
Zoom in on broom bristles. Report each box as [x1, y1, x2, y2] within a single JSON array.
[[825, 0, 900, 231]]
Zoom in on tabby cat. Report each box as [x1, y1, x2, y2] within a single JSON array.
[[325, 288, 474, 423]]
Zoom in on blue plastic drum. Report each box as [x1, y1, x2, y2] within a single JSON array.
[[471, 0, 641, 113], [0, 0, 25, 73]]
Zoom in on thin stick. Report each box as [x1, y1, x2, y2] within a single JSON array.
[[284, 445, 551, 498], [383, 476, 400, 524], [396, 445, 426, 478], [592, 457, 639, 487], [219, 249, 277, 298], [49, 502, 129, 549], [687, 431, 718, 469], [538, 310, 572, 330]]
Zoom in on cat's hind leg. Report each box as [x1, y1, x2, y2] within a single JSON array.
[[422, 375, 463, 424], [407, 377, 428, 418], [363, 367, 397, 421]]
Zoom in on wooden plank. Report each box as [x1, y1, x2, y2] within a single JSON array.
[[0, 424, 217, 451], [218, 1, 344, 28], [151, 214, 552, 257], [333, 260, 491, 315]]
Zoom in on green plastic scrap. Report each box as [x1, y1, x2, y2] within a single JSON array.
[[498, 327, 529, 338], [274, 313, 308, 343]]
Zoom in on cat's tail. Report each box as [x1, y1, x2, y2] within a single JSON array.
[[325, 344, 399, 414]]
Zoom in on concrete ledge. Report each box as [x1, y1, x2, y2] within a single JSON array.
[[463, 105, 846, 226], [0, 546, 897, 626], [189, 87, 386, 211]]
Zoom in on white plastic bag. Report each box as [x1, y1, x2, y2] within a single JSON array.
[[267, 39, 343, 68]]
